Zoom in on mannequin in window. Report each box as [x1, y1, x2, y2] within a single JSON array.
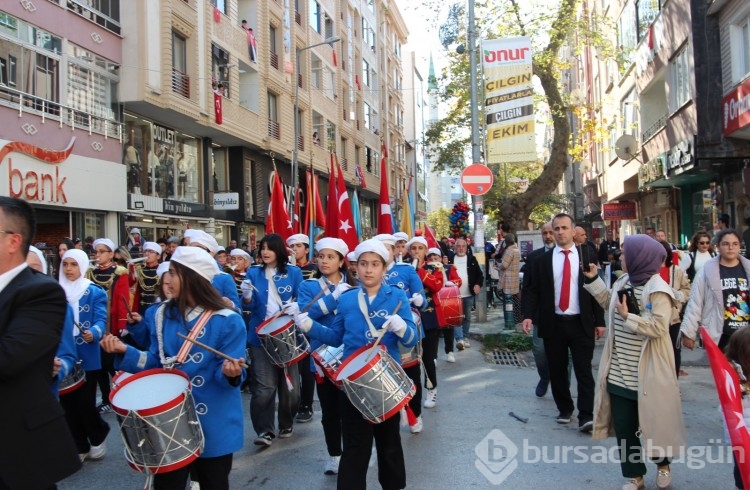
[[124, 133, 141, 193], [147, 144, 160, 197], [163, 147, 174, 198], [177, 151, 187, 200]]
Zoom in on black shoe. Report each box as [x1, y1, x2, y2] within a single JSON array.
[[535, 379, 549, 398], [254, 432, 275, 447], [97, 403, 112, 414], [296, 406, 313, 423], [556, 412, 573, 424], [579, 420, 593, 433], [279, 427, 293, 438]]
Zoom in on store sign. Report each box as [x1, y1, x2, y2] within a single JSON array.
[[163, 198, 207, 215], [602, 201, 637, 220], [639, 155, 666, 187], [213, 192, 239, 210], [0, 138, 126, 210], [723, 78, 750, 136], [666, 139, 693, 172]]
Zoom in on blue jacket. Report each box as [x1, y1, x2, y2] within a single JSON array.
[[126, 302, 160, 350], [384, 262, 426, 309], [212, 272, 241, 312], [115, 304, 246, 458], [53, 305, 78, 397], [73, 284, 108, 371], [244, 265, 303, 346], [308, 284, 417, 363], [298, 276, 341, 373]]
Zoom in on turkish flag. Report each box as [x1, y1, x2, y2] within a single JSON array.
[[324, 154, 339, 239], [267, 170, 293, 241], [213, 7, 221, 23], [377, 147, 393, 234], [335, 158, 359, 250], [332, 48, 338, 67], [314, 173, 326, 228], [214, 92, 222, 125], [423, 224, 440, 249], [701, 326, 750, 488]]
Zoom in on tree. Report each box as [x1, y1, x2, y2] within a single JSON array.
[[427, 207, 452, 238], [424, 0, 613, 230]]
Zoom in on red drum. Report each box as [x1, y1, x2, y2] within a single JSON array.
[[312, 344, 344, 386], [256, 314, 310, 367], [398, 308, 423, 368], [434, 285, 464, 327], [109, 368, 204, 474], [335, 344, 415, 423], [59, 361, 85, 395]]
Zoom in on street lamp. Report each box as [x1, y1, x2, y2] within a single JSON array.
[[291, 36, 342, 216]]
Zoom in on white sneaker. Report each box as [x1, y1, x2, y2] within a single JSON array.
[[190, 482, 201, 490], [456, 340, 465, 351], [324, 455, 341, 475], [423, 389, 437, 408], [88, 442, 106, 460], [410, 415, 423, 433], [463, 340, 471, 348], [446, 352, 456, 363]]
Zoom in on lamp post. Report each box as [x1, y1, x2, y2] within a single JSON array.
[[291, 36, 341, 216]]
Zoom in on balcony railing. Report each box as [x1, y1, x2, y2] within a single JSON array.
[[341, 158, 348, 171], [270, 52, 279, 70], [0, 84, 123, 140], [295, 11, 301, 25], [268, 119, 280, 140], [641, 113, 667, 142], [171, 68, 190, 98], [298, 74, 303, 88], [297, 135, 304, 151], [57, 0, 122, 35]]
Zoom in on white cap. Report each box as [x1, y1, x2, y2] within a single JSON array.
[[286, 234, 310, 246], [93, 238, 116, 252], [393, 232, 409, 242], [354, 239, 390, 263], [347, 252, 357, 262], [406, 237, 428, 250], [28, 245, 47, 274], [170, 246, 219, 282], [189, 230, 220, 254], [315, 237, 349, 258], [142, 242, 161, 254], [156, 261, 170, 279], [183, 229, 201, 241], [230, 248, 252, 261], [130, 228, 141, 235], [428, 247, 442, 257], [216, 246, 226, 253], [374, 234, 397, 246]]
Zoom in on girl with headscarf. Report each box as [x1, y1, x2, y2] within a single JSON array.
[[58, 249, 110, 462], [582, 235, 685, 490]]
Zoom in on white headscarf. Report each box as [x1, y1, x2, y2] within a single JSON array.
[[59, 249, 92, 324], [28, 245, 47, 274]]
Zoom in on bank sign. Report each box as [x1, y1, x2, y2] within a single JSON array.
[[723, 78, 750, 136], [0, 138, 126, 210]]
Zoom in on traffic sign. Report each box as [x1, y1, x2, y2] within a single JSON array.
[[461, 164, 494, 195]]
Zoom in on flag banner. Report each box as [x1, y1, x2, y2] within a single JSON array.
[[335, 158, 359, 250], [214, 92, 223, 125], [423, 224, 440, 249], [304, 171, 314, 243], [324, 154, 339, 239], [293, 187, 301, 234], [482, 36, 535, 164], [355, 164, 367, 189], [377, 144, 393, 234], [314, 173, 326, 229], [214, 7, 221, 23], [268, 170, 293, 241], [400, 180, 414, 238], [352, 189, 362, 240]]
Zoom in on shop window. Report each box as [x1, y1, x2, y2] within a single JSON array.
[[212, 147, 228, 192]]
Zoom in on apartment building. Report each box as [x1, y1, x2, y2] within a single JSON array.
[[402, 50, 428, 229]]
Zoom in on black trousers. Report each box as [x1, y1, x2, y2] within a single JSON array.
[[441, 327, 455, 353], [316, 377, 343, 457], [403, 363, 422, 418], [668, 323, 682, 378], [422, 329, 439, 389], [154, 454, 233, 490], [97, 348, 115, 404], [337, 395, 405, 490], [299, 353, 316, 408], [60, 370, 110, 453], [542, 315, 595, 422]]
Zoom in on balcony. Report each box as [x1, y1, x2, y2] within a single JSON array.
[[295, 11, 301, 25], [270, 52, 279, 70], [641, 113, 667, 143], [171, 68, 190, 98], [268, 119, 280, 140], [341, 158, 348, 171], [297, 135, 305, 152], [298, 74, 303, 88]]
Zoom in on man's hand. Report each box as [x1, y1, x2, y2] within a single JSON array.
[[521, 319, 533, 335], [595, 327, 605, 339], [473, 285, 481, 295], [682, 336, 695, 350], [52, 357, 62, 377]]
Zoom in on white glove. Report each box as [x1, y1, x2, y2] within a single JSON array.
[[332, 282, 353, 299], [240, 279, 253, 302], [283, 302, 300, 316], [384, 314, 407, 338], [445, 281, 456, 287], [294, 312, 313, 333], [410, 293, 424, 308]]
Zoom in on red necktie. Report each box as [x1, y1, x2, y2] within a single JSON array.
[[559, 250, 571, 312]]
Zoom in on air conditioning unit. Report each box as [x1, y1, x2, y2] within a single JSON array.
[[655, 189, 670, 208]]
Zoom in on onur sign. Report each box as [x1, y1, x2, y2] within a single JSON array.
[[723, 77, 750, 136]]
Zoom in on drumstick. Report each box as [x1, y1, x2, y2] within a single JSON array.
[[120, 296, 133, 318], [177, 332, 249, 368], [300, 288, 327, 313], [366, 301, 403, 361]]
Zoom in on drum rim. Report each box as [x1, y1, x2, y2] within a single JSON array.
[[110, 368, 191, 417], [255, 315, 294, 336], [58, 377, 85, 395], [334, 343, 385, 382], [127, 446, 202, 474]]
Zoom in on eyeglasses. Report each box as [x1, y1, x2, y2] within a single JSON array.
[[698, 241, 710, 245]]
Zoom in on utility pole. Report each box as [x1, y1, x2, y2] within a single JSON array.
[[468, 0, 486, 322]]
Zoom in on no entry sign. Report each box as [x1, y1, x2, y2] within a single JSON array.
[[461, 164, 494, 195]]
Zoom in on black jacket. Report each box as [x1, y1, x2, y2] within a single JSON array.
[[448, 252, 484, 295]]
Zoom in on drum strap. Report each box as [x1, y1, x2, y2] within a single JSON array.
[[317, 277, 336, 315], [175, 310, 215, 364], [155, 304, 214, 367], [266, 268, 285, 309], [357, 290, 383, 340]]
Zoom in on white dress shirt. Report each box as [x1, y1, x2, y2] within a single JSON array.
[[552, 245, 580, 315], [0, 262, 28, 295]]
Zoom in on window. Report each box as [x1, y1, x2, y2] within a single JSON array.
[[211, 44, 230, 98], [362, 59, 370, 86], [67, 0, 121, 34], [211, 147, 228, 192], [636, 0, 659, 42], [364, 102, 371, 129], [617, 2, 637, 71], [324, 14, 334, 39], [621, 88, 639, 139], [269, 25, 279, 70], [309, 0, 321, 33], [268, 92, 280, 139], [172, 32, 189, 98], [67, 44, 119, 121], [312, 111, 324, 144], [671, 46, 691, 110], [326, 120, 336, 148], [311, 55, 322, 88], [210, 0, 227, 14], [362, 18, 376, 50]]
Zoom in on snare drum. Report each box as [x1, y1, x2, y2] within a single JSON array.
[[59, 361, 86, 396], [111, 370, 133, 389], [110, 368, 204, 474], [256, 314, 310, 367], [398, 309, 423, 368], [334, 344, 415, 423], [312, 344, 344, 386]]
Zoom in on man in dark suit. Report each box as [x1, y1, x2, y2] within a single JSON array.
[[522, 213, 605, 433], [0, 197, 81, 490]]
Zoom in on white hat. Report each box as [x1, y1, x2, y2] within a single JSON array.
[[286, 234, 310, 246], [216, 246, 226, 253], [230, 248, 252, 261], [189, 230, 220, 254], [347, 252, 357, 262], [156, 261, 170, 279], [354, 239, 390, 263], [183, 229, 201, 241], [130, 228, 141, 235], [93, 238, 116, 252], [406, 237, 428, 250], [428, 247, 443, 257], [142, 242, 161, 254], [28, 245, 47, 274], [374, 234, 397, 246], [170, 246, 218, 282], [315, 237, 349, 258], [393, 232, 409, 242]]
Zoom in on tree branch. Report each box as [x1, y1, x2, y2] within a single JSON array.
[[507, 0, 528, 37]]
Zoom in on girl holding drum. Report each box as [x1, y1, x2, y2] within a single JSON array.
[[100, 247, 246, 490], [58, 249, 111, 462], [241, 233, 304, 447], [284, 237, 354, 475], [294, 239, 417, 490]]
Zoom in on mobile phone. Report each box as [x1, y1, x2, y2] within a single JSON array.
[[616, 287, 640, 315]]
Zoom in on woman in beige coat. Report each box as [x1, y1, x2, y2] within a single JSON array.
[[583, 235, 685, 490], [499, 233, 521, 330]]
